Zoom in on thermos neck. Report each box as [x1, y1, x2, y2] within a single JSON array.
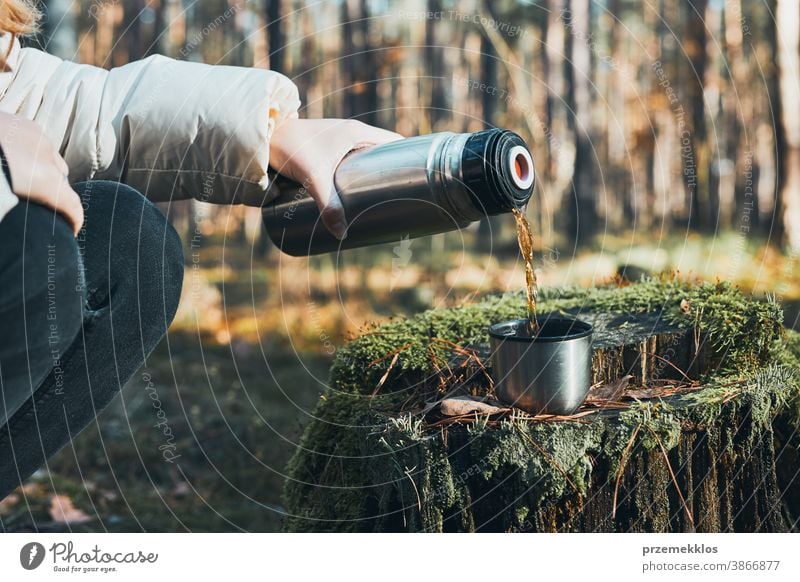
[[459, 129, 535, 215]]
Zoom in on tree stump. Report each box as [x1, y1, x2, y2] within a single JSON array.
[[284, 280, 800, 532]]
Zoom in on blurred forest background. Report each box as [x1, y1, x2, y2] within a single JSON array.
[[3, 0, 800, 532], [31, 0, 800, 251]]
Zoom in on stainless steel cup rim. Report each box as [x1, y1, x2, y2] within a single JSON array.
[[488, 317, 593, 343]]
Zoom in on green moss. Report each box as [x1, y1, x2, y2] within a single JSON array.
[[284, 280, 798, 532], [779, 329, 800, 370], [330, 279, 783, 400]]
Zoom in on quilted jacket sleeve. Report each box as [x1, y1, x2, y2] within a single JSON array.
[[0, 37, 301, 209]]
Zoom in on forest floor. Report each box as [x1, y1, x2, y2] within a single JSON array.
[[1, 228, 798, 532]]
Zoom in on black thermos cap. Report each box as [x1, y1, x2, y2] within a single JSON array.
[[460, 128, 534, 216]]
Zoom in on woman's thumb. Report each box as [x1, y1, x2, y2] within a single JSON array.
[[314, 176, 348, 240]]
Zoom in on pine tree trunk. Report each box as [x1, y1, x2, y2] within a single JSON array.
[[683, 0, 709, 231], [565, 0, 596, 246], [776, 0, 800, 251], [266, 0, 286, 74]]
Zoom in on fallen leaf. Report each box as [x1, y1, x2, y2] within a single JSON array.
[[587, 375, 633, 402], [439, 396, 510, 416]]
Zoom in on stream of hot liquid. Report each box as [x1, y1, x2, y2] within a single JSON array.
[[512, 207, 539, 334]]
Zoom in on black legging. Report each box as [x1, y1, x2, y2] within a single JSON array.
[[0, 181, 184, 500]]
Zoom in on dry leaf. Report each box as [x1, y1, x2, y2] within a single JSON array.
[[587, 375, 633, 401], [680, 298, 691, 314], [440, 396, 510, 416]]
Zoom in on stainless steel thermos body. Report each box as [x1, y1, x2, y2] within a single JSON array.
[[262, 128, 535, 256]]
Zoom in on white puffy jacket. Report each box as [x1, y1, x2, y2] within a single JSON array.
[[0, 33, 301, 223]]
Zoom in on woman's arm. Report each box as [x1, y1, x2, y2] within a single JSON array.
[[0, 35, 404, 237], [1, 35, 300, 207]]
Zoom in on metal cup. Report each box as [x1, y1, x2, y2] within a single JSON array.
[[488, 317, 594, 416]]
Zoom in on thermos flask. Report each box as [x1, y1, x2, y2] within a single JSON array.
[[262, 128, 535, 256]]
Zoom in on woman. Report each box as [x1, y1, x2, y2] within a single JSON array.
[[0, 0, 401, 500]]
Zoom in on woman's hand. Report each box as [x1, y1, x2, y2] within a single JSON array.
[[268, 118, 403, 239], [0, 113, 83, 234]]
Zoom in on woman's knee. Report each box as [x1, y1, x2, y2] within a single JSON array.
[[74, 181, 184, 342]]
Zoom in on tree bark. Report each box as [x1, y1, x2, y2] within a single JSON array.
[[565, 0, 596, 246], [776, 0, 800, 251], [424, 0, 447, 132], [266, 0, 286, 74]]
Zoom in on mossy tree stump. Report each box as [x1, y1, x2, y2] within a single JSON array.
[[284, 281, 800, 532]]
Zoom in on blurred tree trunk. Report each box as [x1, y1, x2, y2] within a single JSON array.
[[544, 0, 568, 243], [43, 0, 76, 58], [703, 2, 723, 232], [776, 0, 800, 251], [565, 0, 596, 246], [341, 0, 378, 125], [605, 0, 626, 231], [656, 0, 684, 226], [479, 0, 498, 128], [750, 0, 779, 234], [682, 0, 709, 231], [122, 0, 144, 62], [633, 3, 658, 231], [424, 0, 447, 132], [295, 10, 316, 108], [724, 0, 754, 233], [476, 0, 500, 248], [266, 0, 286, 74]]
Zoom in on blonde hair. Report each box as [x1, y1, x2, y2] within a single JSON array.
[[1, 0, 40, 35], [1, 0, 39, 64]]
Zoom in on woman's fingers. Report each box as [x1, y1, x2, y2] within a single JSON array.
[[269, 118, 405, 239], [310, 122, 402, 239], [55, 179, 84, 235], [320, 186, 348, 240], [0, 114, 83, 234], [25, 176, 84, 235], [305, 161, 349, 240], [348, 123, 404, 146], [53, 148, 69, 177]]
